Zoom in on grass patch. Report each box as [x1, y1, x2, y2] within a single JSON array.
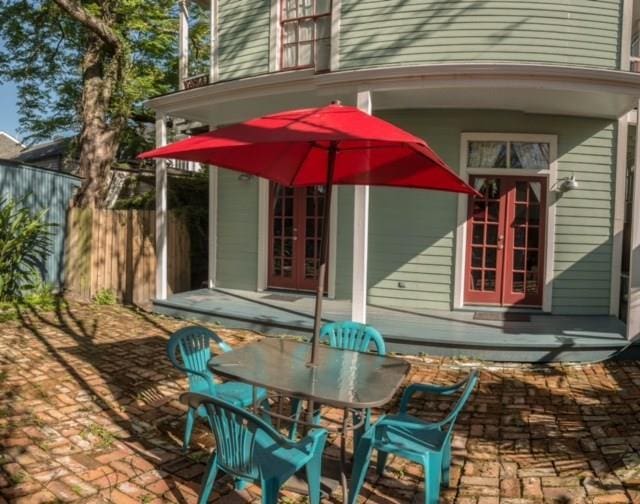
[[93, 288, 117, 305], [81, 423, 116, 449], [9, 471, 27, 485]]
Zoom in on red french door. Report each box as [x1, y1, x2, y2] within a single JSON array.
[[465, 176, 546, 307], [268, 183, 326, 292]]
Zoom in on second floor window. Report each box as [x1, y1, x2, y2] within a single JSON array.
[[281, 0, 331, 71]]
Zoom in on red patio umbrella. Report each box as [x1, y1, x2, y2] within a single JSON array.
[[139, 102, 478, 365]]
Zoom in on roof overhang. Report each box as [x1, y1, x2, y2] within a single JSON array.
[[147, 63, 640, 126]]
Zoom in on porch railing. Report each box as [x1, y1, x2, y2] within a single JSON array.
[[183, 73, 210, 90]]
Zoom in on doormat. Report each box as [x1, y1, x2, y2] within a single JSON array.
[[473, 312, 531, 322], [263, 294, 303, 302]]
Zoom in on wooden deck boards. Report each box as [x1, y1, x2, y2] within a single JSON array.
[[153, 288, 629, 363]]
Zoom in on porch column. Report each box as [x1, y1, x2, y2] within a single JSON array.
[[155, 113, 168, 300], [178, 0, 189, 90], [209, 0, 217, 83], [208, 166, 218, 288], [351, 90, 371, 323], [628, 100, 640, 341]]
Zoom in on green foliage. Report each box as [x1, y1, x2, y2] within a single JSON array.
[[23, 282, 58, 311], [0, 198, 55, 302], [94, 288, 117, 305], [0, 0, 183, 149]]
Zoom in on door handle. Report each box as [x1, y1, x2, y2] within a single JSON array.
[[498, 234, 504, 250]]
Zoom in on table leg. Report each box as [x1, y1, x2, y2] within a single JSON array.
[[306, 399, 315, 434], [340, 408, 349, 504]]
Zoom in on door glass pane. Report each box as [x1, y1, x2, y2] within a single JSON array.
[[487, 202, 499, 222], [528, 205, 540, 225], [485, 248, 497, 269], [513, 272, 525, 292], [473, 202, 486, 221], [515, 227, 526, 247], [486, 225, 498, 245], [510, 143, 550, 169], [471, 270, 482, 291], [484, 271, 496, 291], [468, 142, 507, 168], [472, 247, 483, 268], [472, 224, 484, 245], [527, 251, 539, 272], [526, 272, 538, 292], [514, 249, 525, 270], [516, 182, 527, 202], [527, 227, 539, 248]]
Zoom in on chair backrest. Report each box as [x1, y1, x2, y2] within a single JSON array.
[[183, 393, 290, 480], [167, 326, 232, 394], [440, 369, 479, 437], [320, 321, 386, 355]]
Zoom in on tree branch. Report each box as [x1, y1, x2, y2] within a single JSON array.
[[52, 0, 121, 50]]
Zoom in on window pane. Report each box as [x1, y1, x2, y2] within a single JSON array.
[[510, 142, 549, 169], [283, 44, 297, 68], [284, 0, 297, 19], [299, 19, 314, 41], [299, 41, 313, 66], [299, 0, 313, 16], [283, 21, 297, 44], [316, 15, 331, 39], [316, 38, 330, 70], [316, 0, 331, 14], [468, 142, 507, 168]]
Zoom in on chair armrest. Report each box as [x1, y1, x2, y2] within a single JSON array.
[[399, 379, 468, 414], [298, 427, 328, 453]]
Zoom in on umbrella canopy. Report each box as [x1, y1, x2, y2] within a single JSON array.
[[140, 103, 477, 367], [139, 103, 477, 195]]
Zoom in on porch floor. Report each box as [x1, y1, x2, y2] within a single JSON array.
[[153, 288, 630, 363]]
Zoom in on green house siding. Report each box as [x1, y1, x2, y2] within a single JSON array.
[[340, 0, 623, 70], [214, 110, 616, 316], [216, 169, 259, 290], [217, 0, 270, 81]]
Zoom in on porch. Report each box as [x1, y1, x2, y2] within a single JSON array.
[[153, 288, 629, 363]]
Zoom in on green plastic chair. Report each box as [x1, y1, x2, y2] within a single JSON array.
[[289, 321, 386, 441], [167, 326, 268, 452], [348, 369, 479, 504], [182, 393, 328, 504]]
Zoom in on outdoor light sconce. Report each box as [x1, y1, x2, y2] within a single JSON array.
[[559, 175, 579, 192], [238, 173, 254, 181]]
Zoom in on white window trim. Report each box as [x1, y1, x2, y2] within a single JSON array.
[[269, 0, 281, 72], [257, 179, 338, 298], [330, 0, 341, 71], [453, 133, 558, 313]]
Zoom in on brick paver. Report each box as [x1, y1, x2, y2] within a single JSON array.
[[1, 301, 639, 503]]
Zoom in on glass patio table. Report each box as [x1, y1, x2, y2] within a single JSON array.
[[208, 338, 410, 502]]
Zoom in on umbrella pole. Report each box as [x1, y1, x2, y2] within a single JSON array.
[[309, 142, 337, 366]]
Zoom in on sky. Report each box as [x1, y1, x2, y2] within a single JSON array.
[[0, 39, 21, 142]]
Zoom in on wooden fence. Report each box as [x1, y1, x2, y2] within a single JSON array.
[[65, 208, 191, 306]]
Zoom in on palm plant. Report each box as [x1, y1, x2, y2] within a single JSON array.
[[0, 197, 56, 302]]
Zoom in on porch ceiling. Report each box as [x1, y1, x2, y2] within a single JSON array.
[[147, 63, 640, 125]]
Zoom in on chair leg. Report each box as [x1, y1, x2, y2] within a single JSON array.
[[348, 435, 374, 504], [183, 407, 196, 453], [375, 450, 389, 476], [305, 447, 323, 504], [197, 453, 218, 504], [442, 440, 452, 487], [289, 398, 303, 440], [422, 453, 442, 504], [261, 478, 280, 504]]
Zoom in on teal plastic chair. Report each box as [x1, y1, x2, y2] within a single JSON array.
[[167, 326, 268, 451], [182, 393, 328, 504], [348, 369, 479, 504], [289, 321, 386, 440]]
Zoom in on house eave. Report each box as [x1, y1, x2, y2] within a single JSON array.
[[147, 63, 640, 123]]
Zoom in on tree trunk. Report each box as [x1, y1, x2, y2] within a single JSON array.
[[74, 38, 121, 208]]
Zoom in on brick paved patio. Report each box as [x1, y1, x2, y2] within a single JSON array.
[[0, 301, 639, 503]]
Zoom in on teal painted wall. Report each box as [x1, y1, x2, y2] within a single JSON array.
[[340, 0, 623, 70], [0, 161, 80, 288], [217, 0, 271, 81], [215, 168, 259, 290], [214, 110, 617, 316]]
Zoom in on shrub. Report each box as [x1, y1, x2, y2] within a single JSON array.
[[0, 197, 55, 302], [94, 288, 117, 305]]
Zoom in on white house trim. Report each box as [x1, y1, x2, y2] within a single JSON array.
[[269, 0, 280, 73], [178, 0, 189, 90], [256, 178, 338, 297], [351, 90, 371, 322], [155, 114, 169, 300], [454, 133, 558, 313], [621, 0, 634, 71], [330, 0, 341, 71], [208, 164, 219, 288], [627, 98, 640, 341], [610, 117, 629, 315], [257, 178, 270, 291], [209, 0, 218, 82]]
